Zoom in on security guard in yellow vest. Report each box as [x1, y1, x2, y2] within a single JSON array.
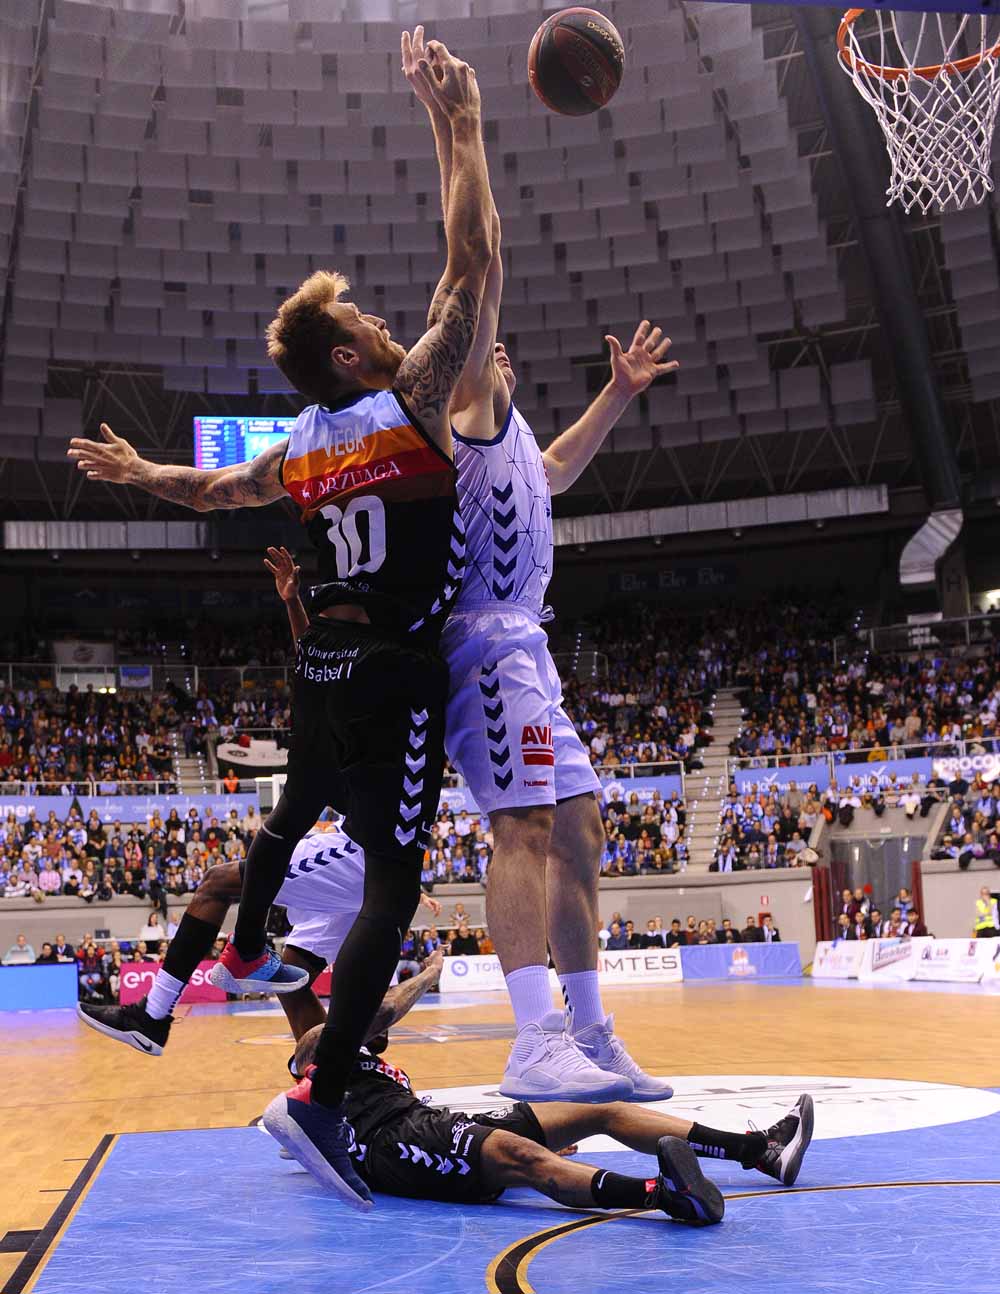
[[975, 887, 999, 937]]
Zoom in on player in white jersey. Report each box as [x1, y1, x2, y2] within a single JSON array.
[[78, 819, 443, 1054], [404, 29, 680, 1104]]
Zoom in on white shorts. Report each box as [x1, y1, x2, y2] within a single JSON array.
[[442, 606, 600, 815], [276, 828, 365, 965]]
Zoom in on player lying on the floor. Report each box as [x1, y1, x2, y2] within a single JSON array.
[[262, 965, 814, 1219], [77, 819, 443, 1054]]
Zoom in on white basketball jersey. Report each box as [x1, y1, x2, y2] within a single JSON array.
[[453, 402, 553, 615]]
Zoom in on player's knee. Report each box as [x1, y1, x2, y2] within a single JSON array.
[[491, 805, 555, 860], [199, 863, 240, 901], [550, 801, 603, 870], [488, 1131, 549, 1183]]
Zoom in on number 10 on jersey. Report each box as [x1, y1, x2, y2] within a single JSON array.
[[320, 495, 387, 579]]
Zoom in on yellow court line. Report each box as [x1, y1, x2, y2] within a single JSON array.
[[485, 1180, 1000, 1294], [21, 1135, 119, 1294]]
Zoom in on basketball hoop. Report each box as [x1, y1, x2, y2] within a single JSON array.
[[837, 8, 1000, 213]]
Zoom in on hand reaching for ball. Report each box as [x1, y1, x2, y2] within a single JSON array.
[[401, 28, 480, 120]]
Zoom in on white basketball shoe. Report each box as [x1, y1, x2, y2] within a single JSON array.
[[499, 1010, 633, 1102], [572, 1013, 675, 1102]]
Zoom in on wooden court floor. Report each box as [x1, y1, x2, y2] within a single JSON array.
[[2, 981, 998, 1288]]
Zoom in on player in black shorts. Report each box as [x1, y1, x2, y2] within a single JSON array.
[[69, 39, 495, 1208], [265, 982, 814, 1223]]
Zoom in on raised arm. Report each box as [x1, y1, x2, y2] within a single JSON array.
[[393, 41, 494, 443], [67, 423, 288, 512], [543, 321, 680, 495], [292, 950, 445, 1063], [264, 546, 309, 647], [403, 27, 504, 423]]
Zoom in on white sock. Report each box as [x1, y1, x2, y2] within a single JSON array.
[[560, 970, 605, 1033], [505, 965, 554, 1032], [145, 971, 185, 1020]]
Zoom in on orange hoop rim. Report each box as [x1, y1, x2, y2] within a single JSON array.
[[837, 7, 1000, 83]]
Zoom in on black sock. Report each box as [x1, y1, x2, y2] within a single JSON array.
[[590, 1169, 656, 1210], [688, 1122, 767, 1169], [310, 857, 421, 1109], [161, 913, 219, 984]]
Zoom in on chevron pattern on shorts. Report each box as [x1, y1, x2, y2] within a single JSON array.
[[480, 661, 512, 791], [395, 706, 429, 848]]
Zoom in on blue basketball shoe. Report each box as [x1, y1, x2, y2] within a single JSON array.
[[208, 936, 310, 994], [262, 1069, 374, 1212]]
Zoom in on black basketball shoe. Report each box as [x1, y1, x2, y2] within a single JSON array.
[[653, 1136, 725, 1225], [752, 1093, 814, 1186], [77, 996, 172, 1056]]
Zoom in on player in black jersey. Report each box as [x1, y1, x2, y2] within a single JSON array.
[[263, 966, 814, 1220], [68, 38, 495, 1209]]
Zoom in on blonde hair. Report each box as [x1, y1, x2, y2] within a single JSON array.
[[265, 270, 354, 404]]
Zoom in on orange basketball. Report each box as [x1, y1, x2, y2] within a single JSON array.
[[527, 7, 625, 117]]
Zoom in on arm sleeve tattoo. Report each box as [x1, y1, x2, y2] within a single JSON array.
[[130, 440, 288, 512], [397, 284, 481, 425]]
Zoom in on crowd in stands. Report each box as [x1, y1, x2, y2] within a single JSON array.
[[831, 885, 927, 940], [598, 911, 781, 946], [925, 772, 1000, 867], [732, 639, 1000, 764], [0, 802, 261, 901], [1, 927, 228, 1002], [600, 788, 688, 874]]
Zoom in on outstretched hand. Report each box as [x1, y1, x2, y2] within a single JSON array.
[[263, 546, 301, 604], [67, 423, 140, 483], [402, 26, 439, 110], [401, 30, 479, 119], [607, 321, 679, 399]]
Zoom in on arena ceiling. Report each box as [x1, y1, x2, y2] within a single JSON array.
[[1, 0, 999, 525]]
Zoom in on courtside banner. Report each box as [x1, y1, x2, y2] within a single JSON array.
[[858, 936, 932, 981], [812, 940, 866, 979], [439, 949, 683, 994], [679, 942, 801, 980], [912, 938, 988, 983], [119, 961, 226, 1005]]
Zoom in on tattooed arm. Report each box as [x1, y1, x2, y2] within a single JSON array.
[[395, 40, 493, 448], [402, 26, 504, 433], [67, 424, 288, 512]]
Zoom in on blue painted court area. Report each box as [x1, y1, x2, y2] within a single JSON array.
[[31, 1101, 1000, 1294]]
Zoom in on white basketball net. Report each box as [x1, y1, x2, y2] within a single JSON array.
[[838, 9, 1000, 213]]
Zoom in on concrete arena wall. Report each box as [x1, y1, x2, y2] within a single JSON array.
[[921, 858, 1000, 938]]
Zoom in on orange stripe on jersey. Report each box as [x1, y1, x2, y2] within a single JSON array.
[[286, 443, 454, 517], [282, 422, 418, 492]]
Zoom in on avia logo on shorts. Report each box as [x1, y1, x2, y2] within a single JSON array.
[[521, 724, 554, 767]]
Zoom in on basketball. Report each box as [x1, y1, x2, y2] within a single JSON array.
[[527, 7, 625, 117]]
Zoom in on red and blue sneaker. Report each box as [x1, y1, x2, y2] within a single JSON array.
[[653, 1136, 725, 1225], [262, 1068, 374, 1212], [208, 937, 310, 995]]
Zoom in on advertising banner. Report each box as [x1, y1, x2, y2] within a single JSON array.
[[53, 639, 115, 665], [732, 762, 830, 795], [832, 757, 934, 786], [119, 961, 227, 1005], [858, 936, 933, 981], [679, 942, 802, 981], [0, 792, 260, 822], [933, 753, 1000, 784], [439, 948, 684, 994], [599, 775, 685, 803], [0, 963, 78, 1010], [912, 938, 990, 983], [812, 940, 866, 979]]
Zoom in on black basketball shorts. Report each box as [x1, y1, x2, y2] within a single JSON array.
[[356, 1103, 547, 1204], [287, 619, 449, 865]]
